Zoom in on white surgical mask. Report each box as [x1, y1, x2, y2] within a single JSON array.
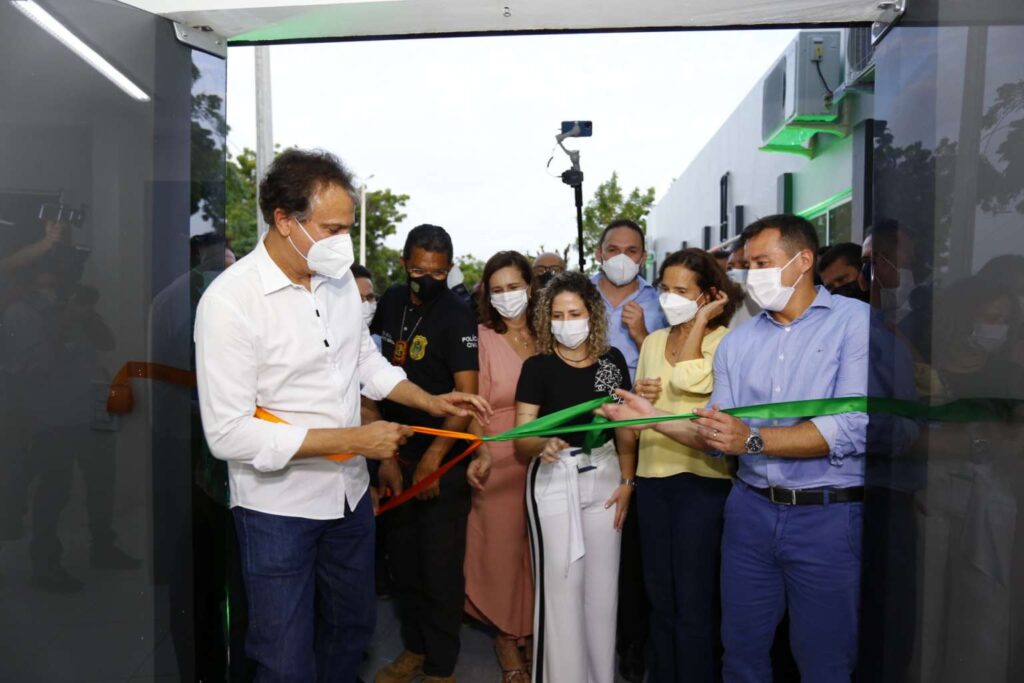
[[551, 318, 590, 349], [970, 322, 1009, 352], [746, 253, 804, 312], [362, 300, 377, 325], [659, 291, 702, 326], [877, 259, 915, 318], [289, 217, 354, 279], [602, 253, 640, 286], [727, 269, 748, 287], [490, 289, 529, 320]]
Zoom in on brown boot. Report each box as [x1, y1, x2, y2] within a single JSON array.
[[374, 651, 424, 683], [422, 676, 456, 683]]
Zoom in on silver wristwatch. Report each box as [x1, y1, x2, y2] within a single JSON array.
[[620, 477, 636, 488], [744, 427, 765, 455]]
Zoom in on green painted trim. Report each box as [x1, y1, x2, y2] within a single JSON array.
[[759, 143, 815, 159], [797, 188, 853, 219]]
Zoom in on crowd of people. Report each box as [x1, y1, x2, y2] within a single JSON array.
[[194, 148, 1023, 683]]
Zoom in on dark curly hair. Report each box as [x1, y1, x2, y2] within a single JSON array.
[[657, 248, 744, 327], [477, 251, 535, 334], [258, 148, 357, 226]]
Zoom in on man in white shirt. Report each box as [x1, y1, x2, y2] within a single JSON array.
[[194, 149, 490, 683]]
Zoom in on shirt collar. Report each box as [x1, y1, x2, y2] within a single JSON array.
[[757, 285, 833, 326], [254, 237, 295, 296]]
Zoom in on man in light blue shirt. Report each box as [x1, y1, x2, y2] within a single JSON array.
[[695, 214, 868, 682], [590, 219, 667, 384]]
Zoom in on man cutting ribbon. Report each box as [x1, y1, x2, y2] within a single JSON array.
[[194, 149, 490, 683]]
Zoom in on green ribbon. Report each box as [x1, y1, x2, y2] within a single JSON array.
[[483, 396, 1022, 446]]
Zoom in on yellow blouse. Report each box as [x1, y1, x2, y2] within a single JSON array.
[[635, 325, 732, 479]]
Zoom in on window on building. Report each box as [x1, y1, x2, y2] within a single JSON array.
[[702, 225, 712, 250], [806, 198, 853, 246]]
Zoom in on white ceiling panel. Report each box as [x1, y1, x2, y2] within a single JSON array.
[[116, 0, 880, 43]]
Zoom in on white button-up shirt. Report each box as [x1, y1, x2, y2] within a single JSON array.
[[194, 238, 406, 519]]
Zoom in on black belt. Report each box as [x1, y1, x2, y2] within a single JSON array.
[[747, 483, 864, 506]]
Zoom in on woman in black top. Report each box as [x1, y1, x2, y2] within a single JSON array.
[[514, 271, 637, 683]]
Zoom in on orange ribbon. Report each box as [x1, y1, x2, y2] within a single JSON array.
[[106, 362, 197, 414], [253, 409, 481, 516], [107, 362, 483, 515], [252, 406, 483, 516]]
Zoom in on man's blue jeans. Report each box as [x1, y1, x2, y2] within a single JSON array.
[[233, 495, 375, 683], [721, 481, 862, 683]]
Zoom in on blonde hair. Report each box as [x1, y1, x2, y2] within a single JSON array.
[[532, 271, 610, 359]]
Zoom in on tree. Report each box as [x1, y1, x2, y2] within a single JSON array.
[[190, 60, 227, 234], [353, 188, 410, 292], [580, 172, 656, 271], [225, 148, 259, 257], [455, 254, 486, 290]]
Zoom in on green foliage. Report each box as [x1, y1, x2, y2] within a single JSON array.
[[189, 60, 228, 234], [225, 148, 259, 257], [455, 254, 486, 290], [354, 189, 410, 292], [580, 172, 656, 271]]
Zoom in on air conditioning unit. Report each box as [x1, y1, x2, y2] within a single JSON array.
[[844, 26, 875, 84], [760, 31, 843, 151]]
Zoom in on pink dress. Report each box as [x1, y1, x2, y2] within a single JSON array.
[[464, 325, 534, 637]]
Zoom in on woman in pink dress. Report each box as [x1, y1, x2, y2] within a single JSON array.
[[465, 251, 538, 682]]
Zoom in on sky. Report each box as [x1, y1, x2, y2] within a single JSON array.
[[226, 29, 798, 261]]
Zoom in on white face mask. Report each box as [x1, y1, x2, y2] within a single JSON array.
[[746, 252, 805, 312], [727, 269, 748, 287], [601, 253, 640, 286], [361, 300, 377, 325], [289, 217, 354, 279], [490, 289, 529, 320], [659, 291, 702, 326], [971, 322, 1009, 352], [876, 256, 915, 314], [551, 318, 590, 349]]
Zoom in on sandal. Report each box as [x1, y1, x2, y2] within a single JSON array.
[[495, 635, 529, 683]]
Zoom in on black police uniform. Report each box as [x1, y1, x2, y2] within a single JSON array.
[[370, 283, 478, 677]]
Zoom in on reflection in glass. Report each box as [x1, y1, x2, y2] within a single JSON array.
[[865, 18, 1024, 683]]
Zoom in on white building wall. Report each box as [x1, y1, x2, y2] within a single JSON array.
[[648, 32, 873, 265]]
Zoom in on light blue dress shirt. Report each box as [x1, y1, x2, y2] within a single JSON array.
[[708, 287, 869, 489], [592, 272, 668, 383]]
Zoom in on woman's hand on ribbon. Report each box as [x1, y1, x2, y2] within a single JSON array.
[[350, 421, 414, 460], [596, 389, 658, 428], [605, 484, 633, 530], [694, 404, 751, 455], [539, 437, 569, 464], [425, 391, 494, 425], [467, 449, 492, 492]]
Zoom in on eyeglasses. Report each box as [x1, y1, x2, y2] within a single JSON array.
[[408, 267, 449, 279], [534, 265, 565, 275]]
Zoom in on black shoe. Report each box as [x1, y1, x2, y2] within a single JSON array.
[[32, 565, 84, 594], [618, 642, 646, 683], [91, 544, 142, 570]]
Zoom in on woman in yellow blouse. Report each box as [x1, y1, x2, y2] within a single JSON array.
[[632, 248, 744, 683]]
